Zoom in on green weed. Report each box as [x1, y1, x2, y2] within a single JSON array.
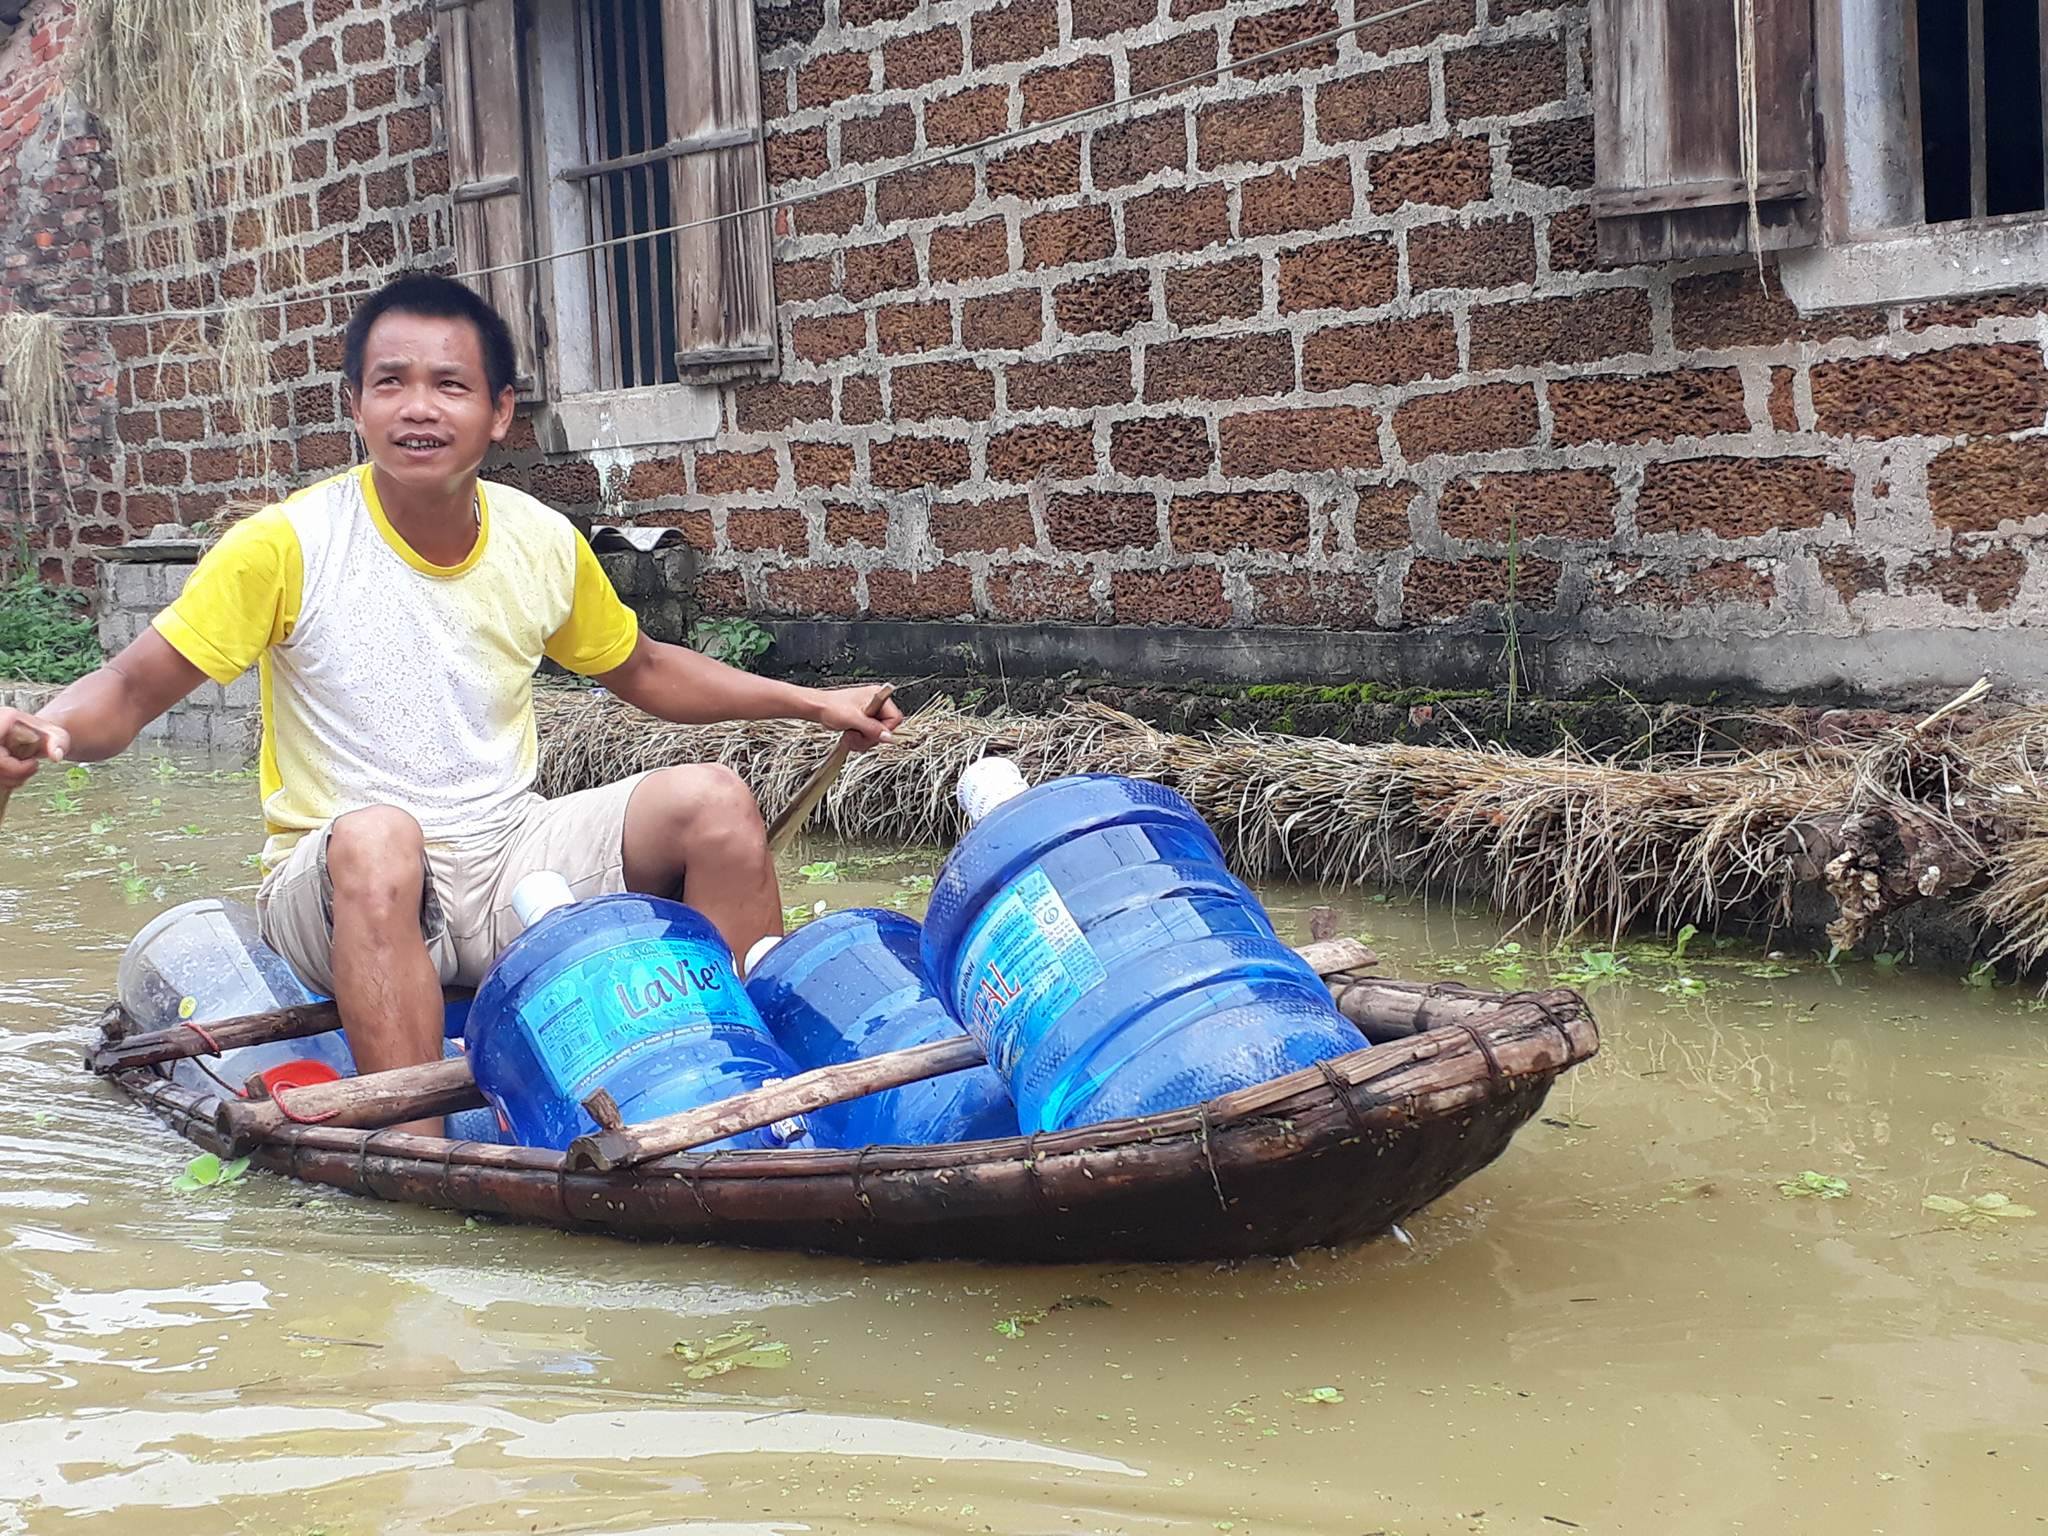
[[0, 569, 101, 683]]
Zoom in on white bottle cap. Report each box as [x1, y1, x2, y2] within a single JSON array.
[[957, 756, 1031, 824], [742, 934, 782, 976], [510, 870, 577, 930]]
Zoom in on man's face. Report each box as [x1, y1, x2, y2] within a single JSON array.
[[346, 310, 514, 495]]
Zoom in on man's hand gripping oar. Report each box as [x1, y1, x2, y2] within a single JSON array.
[[0, 709, 68, 830]]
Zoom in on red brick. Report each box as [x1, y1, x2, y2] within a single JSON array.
[[1278, 235, 1397, 313], [841, 375, 885, 426], [1438, 468, 1615, 541], [1672, 268, 1889, 351], [842, 0, 918, 25], [735, 380, 832, 432], [1404, 554, 1559, 621], [1112, 567, 1228, 626], [696, 449, 782, 496], [1023, 57, 1114, 122], [797, 48, 872, 108], [1444, 36, 1567, 119], [793, 187, 866, 235], [1008, 350, 1136, 409], [1055, 270, 1153, 335], [1811, 345, 2048, 441], [1231, 1, 1338, 79], [882, 26, 963, 90], [1901, 544, 2027, 612], [1165, 258, 1264, 326], [989, 422, 1097, 482], [867, 565, 976, 620], [962, 288, 1044, 349], [1549, 369, 1749, 446], [1409, 216, 1536, 292], [726, 510, 808, 552], [1903, 287, 2048, 332], [1251, 568, 1381, 627], [929, 218, 1011, 282], [792, 442, 856, 489], [1304, 314, 1457, 391], [1110, 415, 1215, 478], [1196, 92, 1304, 168], [1073, 0, 1158, 38], [1172, 491, 1308, 553], [1242, 159, 1355, 237], [1547, 205, 1599, 272], [875, 300, 953, 355], [987, 135, 1083, 201], [932, 495, 1036, 554], [1220, 406, 1381, 475], [1635, 457, 1849, 538], [1361, 0, 1476, 50], [1021, 204, 1117, 268], [1368, 135, 1492, 212], [1123, 183, 1231, 258], [926, 84, 1011, 148], [1131, 30, 1218, 94], [792, 310, 867, 363], [1090, 111, 1185, 188], [1316, 62, 1432, 143], [871, 434, 973, 489], [972, 0, 1059, 66], [1145, 332, 1294, 402], [1927, 436, 2048, 532], [1393, 383, 1540, 460], [766, 127, 830, 185], [877, 162, 975, 224], [841, 105, 916, 165], [1048, 491, 1160, 551], [1819, 549, 1888, 604], [843, 237, 919, 301], [765, 566, 861, 618], [1769, 367, 1800, 432], [985, 563, 1100, 621], [891, 361, 997, 422], [1508, 115, 1593, 189], [694, 568, 746, 614], [1352, 485, 1421, 550], [1469, 289, 1654, 369]]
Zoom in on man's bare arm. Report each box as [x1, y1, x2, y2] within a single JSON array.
[[0, 630, 209, 785], [594, 634, 903, 748]]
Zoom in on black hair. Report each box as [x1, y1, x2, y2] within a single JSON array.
[[342, 272, 518, 399]]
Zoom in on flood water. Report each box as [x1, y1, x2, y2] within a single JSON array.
[[1, 752, 2045, 1535]]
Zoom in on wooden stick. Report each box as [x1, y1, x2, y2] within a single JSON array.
[[0, 720, 49, 831], [764, 684, 895, 856], [567, 1034, 986, 1171], [87, 1000, 348, 1074], [215, 1056, 486, 1153]]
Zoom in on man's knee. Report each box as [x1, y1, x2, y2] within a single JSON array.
[[326, 805, 427, 917], [645, 765, 765, 846]]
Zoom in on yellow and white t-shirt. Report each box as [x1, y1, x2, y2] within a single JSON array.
[[154, 465, 638, 867]]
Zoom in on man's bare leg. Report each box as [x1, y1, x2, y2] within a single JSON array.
[[620, 766, 782, 964], [325, 805, 445, 1135]]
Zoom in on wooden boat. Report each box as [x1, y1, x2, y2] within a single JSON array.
[[86, 942, 1597, 1263]]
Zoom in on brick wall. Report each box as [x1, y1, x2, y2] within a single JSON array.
[[8, 0, 2048, 693]]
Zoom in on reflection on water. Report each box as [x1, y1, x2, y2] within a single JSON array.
[[3, 754, 2046, 1533]]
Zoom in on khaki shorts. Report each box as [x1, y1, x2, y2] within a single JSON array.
[[257, 773, 650, 994]]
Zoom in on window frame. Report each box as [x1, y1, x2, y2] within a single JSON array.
[[1781, 0, 2048, 309]]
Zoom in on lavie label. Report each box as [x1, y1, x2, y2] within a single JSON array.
[[955, 865, 1107, 1078]]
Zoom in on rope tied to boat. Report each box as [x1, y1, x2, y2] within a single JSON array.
[[269, 1082, 340, 1125]]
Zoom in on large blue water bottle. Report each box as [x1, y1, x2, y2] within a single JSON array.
[[744, 909, 1019, 1148], [921, 761, 1366, 1134], [466, 872, 812, 1152]]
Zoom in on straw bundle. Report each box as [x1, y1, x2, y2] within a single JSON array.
[[536, 687, 2035, 953], [0, 310, 72, 511]]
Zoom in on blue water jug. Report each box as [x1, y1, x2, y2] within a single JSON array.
[[745, 909, 1019, 1148], [921, 761, 1366, 1134], [465, 873, 811, 1153]]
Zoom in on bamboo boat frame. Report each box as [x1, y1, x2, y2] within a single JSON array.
[[88, 956, 1599, 1263]]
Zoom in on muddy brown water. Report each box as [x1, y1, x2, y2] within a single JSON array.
[[2, 753, 2045, 1535]]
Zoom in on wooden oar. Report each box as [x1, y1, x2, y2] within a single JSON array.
[[0, 721, 50, 830], [763, 684, 895, 856]]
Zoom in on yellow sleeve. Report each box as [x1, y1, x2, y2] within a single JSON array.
[[543, 531, 640, 676], [151, 507, 301, 684]]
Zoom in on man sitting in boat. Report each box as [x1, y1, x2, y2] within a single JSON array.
[[0, 272, 902, 1127]]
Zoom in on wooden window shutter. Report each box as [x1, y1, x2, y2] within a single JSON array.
[[1591, 0, 1821, 263], [662, 0, 778, 378], [436, 0, 545, 396]]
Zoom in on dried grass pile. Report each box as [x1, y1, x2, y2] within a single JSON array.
[[0, 310, 72, 508], [538, 683, 2048, 956]]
